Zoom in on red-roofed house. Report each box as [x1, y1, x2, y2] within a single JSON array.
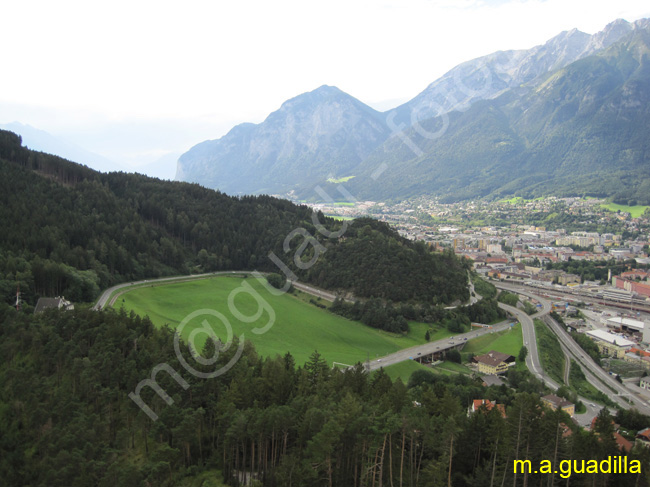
[[615, 432, 633, 452], [469, 399, 506, 418], [589, 417, 633, 451], [635, 428, 650, 448], [629, 347, 650, 358]]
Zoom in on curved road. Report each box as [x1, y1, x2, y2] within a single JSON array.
[[95, 271, 635, 422], [93, 271, 252, 310], [494, 280, 650, 420]]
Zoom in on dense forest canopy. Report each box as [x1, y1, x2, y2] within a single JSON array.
[[2, 306, 649, 486], [0, 129, 468, 309]]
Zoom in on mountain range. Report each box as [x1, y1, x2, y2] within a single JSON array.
[[176, 18, 650, 204], [175, 85, 391, 196], [0, 122, 122, 174]]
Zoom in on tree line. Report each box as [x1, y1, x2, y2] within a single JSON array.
[[1, 305, 649, 486], [330, 294, 504, 334], [0, 130, 469, 310]]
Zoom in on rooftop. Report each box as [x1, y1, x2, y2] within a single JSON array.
[[586, 329, 635, 348], [474, 351, 515, 367], [606, 316, 645, 330], [541, 394, 573, 409], [34, 296, 73, 314]]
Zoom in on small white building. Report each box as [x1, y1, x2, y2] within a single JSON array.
[[606, 317, 650, 343], [34, 296, 74, 314], [607, 316, 645, 332]]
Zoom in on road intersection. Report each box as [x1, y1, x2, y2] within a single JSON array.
[[94, 271, 650, 423]]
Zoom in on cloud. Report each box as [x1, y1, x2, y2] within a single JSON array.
[[1, 0, 648, 167]]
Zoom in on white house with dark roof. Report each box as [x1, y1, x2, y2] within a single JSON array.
[[34, 296, 74, 314]]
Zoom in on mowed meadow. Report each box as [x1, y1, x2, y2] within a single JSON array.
[[114, 275, 444, 366]]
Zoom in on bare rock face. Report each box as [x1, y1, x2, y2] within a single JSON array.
[[176, 85, 390, 196], [177, 18, 650, 203]]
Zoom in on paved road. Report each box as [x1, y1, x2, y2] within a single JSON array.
[[366, 320, 512, 372], [544, 313, 650, 415], [291, 281, 340, 302], [494, 280, 650, 420], [494, 282, 606, 426], [93, 271, 253, 310], [497, 301, 558, 388]]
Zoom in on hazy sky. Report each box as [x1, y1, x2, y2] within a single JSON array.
[[1, 0, 648, 171]]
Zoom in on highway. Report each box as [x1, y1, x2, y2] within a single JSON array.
[[94, 271, 517, 378], [94, 271, 650, 421], [496, 301, 556, 386], [366, 320, 512, 372], [494, 280, 650, 419]]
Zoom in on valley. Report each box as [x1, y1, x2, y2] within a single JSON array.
[[3, 7, 650, 486]]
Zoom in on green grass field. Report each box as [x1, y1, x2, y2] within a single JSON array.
[[500, 196, 545, 205], [382, 359, 470, 383], [462, 323, 523, 358], [381, 360, 433, 383], [500, 196, 525, 204], [114, 276, 439, 367], [326, 176, 355, 183], [600, 202, 649, 218]]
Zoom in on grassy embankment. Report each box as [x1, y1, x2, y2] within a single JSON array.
[[115, 275, 452, 367], [569, 359, 618, 409], [383, 321, 524, 382], [533, 319, 565, 385], [535, 319, 618, 408]]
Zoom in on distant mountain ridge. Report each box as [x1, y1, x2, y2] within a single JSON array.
[[176, 18, 650, 203], [389, 18, 638, 128], [344, 20, 650, 204], [0, 122, 122, 173], [176, 85, 390, 195]]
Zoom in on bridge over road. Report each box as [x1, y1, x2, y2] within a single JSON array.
[[366, 320, 513, 372]]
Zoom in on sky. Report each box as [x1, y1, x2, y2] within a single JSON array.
[[1, 0, 648, 176]]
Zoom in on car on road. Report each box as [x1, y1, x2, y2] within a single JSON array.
[[377, 359, 382, 362], [417, 352, 421, 355]]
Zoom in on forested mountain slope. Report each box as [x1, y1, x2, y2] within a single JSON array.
[[177, 19, 650, 204], [344, 23, 650, 203], [0, 130, 468, 307]]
